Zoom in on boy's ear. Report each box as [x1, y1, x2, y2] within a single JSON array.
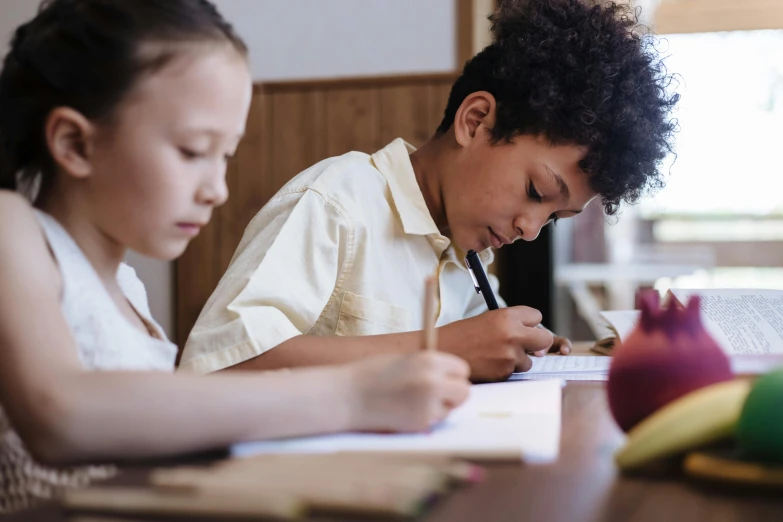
[[45, 107, 98, 180], [453, 91, 497, 148]]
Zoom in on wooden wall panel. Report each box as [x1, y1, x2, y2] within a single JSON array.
[[379, 85, 433, 146], [269, 90, 327, 195], [175, 74, 456, 347], [427, 82, 453, 136], [176, 204, 221, 347], [457, 0, 475, 68], [324, 88, 382, 157]]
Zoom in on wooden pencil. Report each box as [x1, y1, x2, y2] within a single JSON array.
[[423, 275, 438, 351], [221, 453, 485, 484], [151, 460, 445, 517], [62, 486, 303, 520]]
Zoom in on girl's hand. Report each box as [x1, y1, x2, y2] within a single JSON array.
[[346, 352, 471, 433]]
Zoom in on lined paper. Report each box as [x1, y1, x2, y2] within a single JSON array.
[[509, 355, 611, 382]]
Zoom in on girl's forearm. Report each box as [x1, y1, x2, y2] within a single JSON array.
[[25, 367, 354, 465]]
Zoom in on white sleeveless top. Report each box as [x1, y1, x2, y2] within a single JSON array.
[[0, 210, 178, 513]]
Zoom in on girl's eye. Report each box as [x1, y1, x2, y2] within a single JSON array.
[[179, 148, 203, 160], [527, 183, 542, 203], [549, 214, 559, 225]]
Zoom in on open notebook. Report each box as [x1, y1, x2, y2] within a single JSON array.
[[232, 380, 562, 463], [509, 355, 611, 381]]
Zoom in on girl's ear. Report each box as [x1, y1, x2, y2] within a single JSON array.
[[45, 107, 98, 179]]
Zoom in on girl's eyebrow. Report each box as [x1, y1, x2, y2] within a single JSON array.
[[180, 127, 246, 142]]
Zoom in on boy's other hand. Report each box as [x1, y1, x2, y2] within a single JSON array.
[[439, 307, 553, 382], [530, 332, 572, 357]]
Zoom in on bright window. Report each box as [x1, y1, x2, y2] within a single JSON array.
[[641, 30, 783, 218]]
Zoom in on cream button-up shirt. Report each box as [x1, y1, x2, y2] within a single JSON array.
[[179, 138, 502, 374]]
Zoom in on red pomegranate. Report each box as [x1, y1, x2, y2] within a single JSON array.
[[607, 291, 733, 433]]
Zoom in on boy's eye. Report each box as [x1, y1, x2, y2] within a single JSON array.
[[527, 183, 542, 203]]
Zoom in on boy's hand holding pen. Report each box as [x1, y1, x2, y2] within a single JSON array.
[[414, 250, 570, 382], [464, 249, 571, 356]]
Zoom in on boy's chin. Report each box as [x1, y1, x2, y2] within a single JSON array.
[[453, 230, 489, 254]]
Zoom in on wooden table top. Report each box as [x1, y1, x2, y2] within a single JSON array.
[[7, 361, 783, 521]]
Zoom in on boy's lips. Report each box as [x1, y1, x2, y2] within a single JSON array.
[[488, 227, 511, 249]]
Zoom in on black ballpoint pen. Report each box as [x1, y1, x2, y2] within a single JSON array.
[[464, 249, 499, 311]]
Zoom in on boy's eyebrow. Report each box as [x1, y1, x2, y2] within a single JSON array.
[[545, 164, 570, 199], [544, 164, 585, 215]]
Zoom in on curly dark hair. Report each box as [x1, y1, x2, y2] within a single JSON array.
[[437, 0, 679, 215]]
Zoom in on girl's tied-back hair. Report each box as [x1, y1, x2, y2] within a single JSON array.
[[0, 0, 248, 194]]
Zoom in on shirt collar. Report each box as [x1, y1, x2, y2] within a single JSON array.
[[371, 138, 441, 237], [371, 138, 495, 265]]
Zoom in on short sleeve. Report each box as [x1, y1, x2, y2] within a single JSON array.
[[178, 189, 352, 374]]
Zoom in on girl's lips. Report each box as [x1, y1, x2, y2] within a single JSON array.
[[177, 223, 203, 236]]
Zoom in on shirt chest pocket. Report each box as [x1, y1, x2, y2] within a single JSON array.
[[335, 292, 412, 336]]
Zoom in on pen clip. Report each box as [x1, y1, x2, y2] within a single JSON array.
[[464, 258, 481, 294]]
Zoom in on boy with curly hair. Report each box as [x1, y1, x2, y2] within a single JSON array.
[[180, 0, 678, 382]]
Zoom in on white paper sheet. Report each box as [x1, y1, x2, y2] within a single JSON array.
[[730, 354, 783, 375], [231, 380, 563, 463]]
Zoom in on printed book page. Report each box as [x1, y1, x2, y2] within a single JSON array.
[[669, 289, 783, 355], [598, 310, 641, 342]]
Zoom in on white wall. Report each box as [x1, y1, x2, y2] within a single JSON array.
[[124, 251, 175, 339], [1, 1, 457, 79], [213, 0, 455, 81], [1, 0, 456, 340], [0, 0, 38, 57]]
